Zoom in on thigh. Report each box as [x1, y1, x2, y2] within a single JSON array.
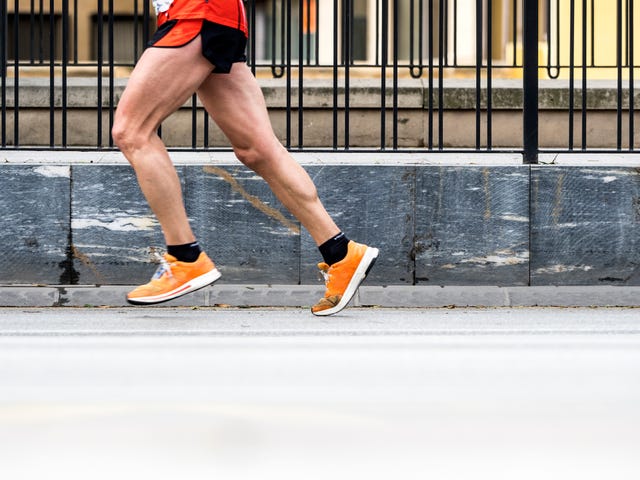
[[196, 63, 278, 150], [115, 36, 215, 133]]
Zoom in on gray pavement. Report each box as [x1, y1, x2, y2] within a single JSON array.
[[1, 306, 639, 480]]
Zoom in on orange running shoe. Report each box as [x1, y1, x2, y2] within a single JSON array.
[[127, 251, 221, 305], [312, 241, 379, 316]]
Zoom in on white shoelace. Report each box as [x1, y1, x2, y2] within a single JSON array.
[[151, 252, 173, 280], [318, 265, 331, 284]]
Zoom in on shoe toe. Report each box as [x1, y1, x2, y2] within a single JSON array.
[[311, 295, 342, 313]]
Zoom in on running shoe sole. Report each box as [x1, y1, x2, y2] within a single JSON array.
[[312, 246, 379, 317], [126, 268, 222, 305]]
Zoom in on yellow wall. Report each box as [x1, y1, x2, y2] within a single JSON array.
[[555, 0, 640, 79], [8, 0, 154, 61]]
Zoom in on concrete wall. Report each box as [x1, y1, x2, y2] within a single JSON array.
[[2, 78, 639, 149], [2, 154, 640, 287]]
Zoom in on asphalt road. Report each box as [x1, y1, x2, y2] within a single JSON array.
[[1, 307, 639, 480]]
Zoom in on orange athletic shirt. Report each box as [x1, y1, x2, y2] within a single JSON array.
[[157, 0, 248, 36]]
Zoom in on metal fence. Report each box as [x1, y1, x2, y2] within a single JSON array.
[[0, 0, 638, 161]]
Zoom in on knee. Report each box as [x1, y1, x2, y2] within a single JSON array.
[[111, 119, 132, 154], [111, 117, 148, 157], [234, 146, 263, 171], [234, 137, 285, 172]]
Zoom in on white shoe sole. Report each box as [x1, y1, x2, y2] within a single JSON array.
[[312, 247, 379, 317], [127, 268, 221, 305]]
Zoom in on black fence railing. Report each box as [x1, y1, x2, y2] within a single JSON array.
[[0, 0, 638, 160]]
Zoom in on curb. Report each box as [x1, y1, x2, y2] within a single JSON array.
[[1, 285, 640, 308]]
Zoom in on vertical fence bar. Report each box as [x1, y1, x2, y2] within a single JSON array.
[[285, 0, 291, 148], [344, 0, 351, 150], [380, 0, 388, 149], [142, 0, 150, 46], [0, 0, 5, 146], [62, 0, 68, 147], [617, 0, 623, 150], [438, 0, 444, 149], [581, 0, 587, 150], [427, 0, 434, 149], [48, 0, 54, 147], [568, 0, 575, 150], [475, 0, 482, 150], [546, 0, 560, 78], [203, 109, 210, 148], [332, 0, 338, 149], [409, 0, 424, 78], [38, 0, 43, 63], [191, 93, 197, 149], [14, 0, 19, 146], [375, 0, 380, 66], [30, 0, 35, 62], [453, 0, 457, 65], [392, 0, 398, 149], [512, 0, 518, 66], [1, 0, 6, 147], [249, 0, 256, 74], [409, 0, 415, 73], [522, 0, 539, 164], [73, 0, 77, 64], [629, 0, 634, 150], [298, 0, 304, 149], [108, 0, 114, 147], [133, 0, 139, 62], [486, 0, 492, 150], [305, 0, 311, 65], [97, 0, 103, 147], [314, 0, 319, 65], [590, 0, 594, 66], [442, 0, 448, 67]]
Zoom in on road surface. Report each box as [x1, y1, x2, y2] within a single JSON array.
[[1, 307, 639, 479]]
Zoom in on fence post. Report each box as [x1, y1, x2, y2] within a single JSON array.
[[522, 0, 539, 164], [1, 0, 6, 146]]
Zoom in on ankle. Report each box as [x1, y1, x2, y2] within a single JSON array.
[[318, 232, 349, 265], [167, 242, 202, 262]]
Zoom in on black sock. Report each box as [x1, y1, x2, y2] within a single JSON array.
[[319, 232, 349, 265], [167, 241, 202, 263]]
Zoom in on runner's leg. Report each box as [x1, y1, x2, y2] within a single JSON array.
[[196, 63, 340, 245], [112, 37, 213, 245]]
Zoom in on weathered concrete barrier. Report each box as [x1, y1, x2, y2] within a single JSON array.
[[2, 152, 640, 288], [2, 78, 639, 149]]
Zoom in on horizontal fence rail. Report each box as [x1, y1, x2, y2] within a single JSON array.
[[0, 0, 638, 158]]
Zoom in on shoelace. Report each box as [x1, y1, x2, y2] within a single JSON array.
[[318, 263, 331, 284], [151, 252, 173, 280]]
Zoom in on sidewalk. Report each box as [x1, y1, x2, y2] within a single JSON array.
[[2, 284, 640, 308]]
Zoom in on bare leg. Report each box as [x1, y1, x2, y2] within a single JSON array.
[[112, 37, 214, 245], [196, 63, 340, 246]]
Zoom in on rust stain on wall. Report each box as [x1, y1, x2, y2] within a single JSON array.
[[71, 245, 106, 284], [483, 168, 491, 220], [552, 173, 565, 225], [203, 166, 300, 235]]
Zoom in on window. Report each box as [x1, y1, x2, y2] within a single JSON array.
[[91, 14, 154, 64], [6, 13, 63, 62]]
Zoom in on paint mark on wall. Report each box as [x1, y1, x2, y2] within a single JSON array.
[[535, 264, 593, 274], [442, 249, 529, 268], [34, 166, 70, 178], [72, 216, 157, 232]]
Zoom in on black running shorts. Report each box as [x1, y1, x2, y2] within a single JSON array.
[[148, 19, 247, 74]]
